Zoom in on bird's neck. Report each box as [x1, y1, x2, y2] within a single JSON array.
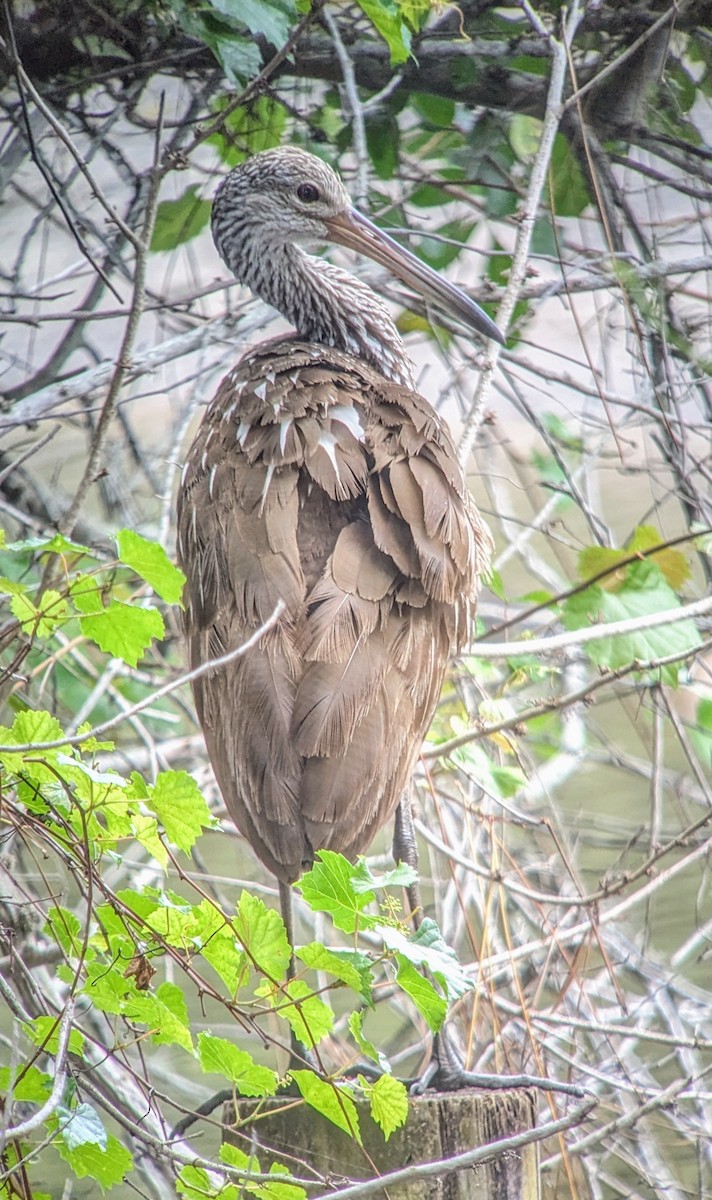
[[240, 242, 415, 389]]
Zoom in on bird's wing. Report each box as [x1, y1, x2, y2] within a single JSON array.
[[289, 353, 492, 858], [177, 363, 309, 881]]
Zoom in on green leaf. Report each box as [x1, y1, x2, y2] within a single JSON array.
[[578, 526, 689, 592], [298, 851, 378, 934], [46, 906, 83, 957], [411, 93, 455, 128], [198, 1032, 278, 1095], [444, 723, 526, 799], [10, 709, 64, 747], [83, 962, 134, 1015], [115, 885, 171, 922], [357, 0, 411, 64], [116, 529, 186, 604], [417, 219, 475, 272], [563, 559, 701, 683], [178, 1163, 238, 1199], [191, 904, 245, 993], [691, 697, 712, 767], [297, 943, 374, 1003], [70, 574, 104, 614], [348, 1011, 388, 1071], [11, 588, 68, 637], [220, 1143, 257, 1170], [221, 1143, 307, 1200], [27, 1015, 85, 1057], [130, 812, 168, 869], [484, 567, 506, 601], [540, 411, 584, 453], [151, 185, 211, 252], [149, 770, 213, 853], [5, 532, 92, 557], [409, 183, 450, 208], [350, 859, 416, 894], [262, 978, 334, 1047], [368, 1073, 408, 1140], [208, 96, 288, 167], [0, 1065, 52, 1104], [79, 602, 164, 667], [382, 918, 469, 1001], [259, 1162, 309, 1200], [211, 0, 296, 45], [129, 981, 194, 1052], [233, 891, 291, 979], [289, 1071, 361, 1141], [696, 697, 712, 732], [170, 0, 262, 84], [56, 1102, 107, 1151], [627, 526, 691, 590], [0, 575, 26, 595], [54, 1130, 132, 1189], [395, 957, 447, 1032], [549, 133, 589, 217], [365, 113, 400, 179], [509, 113, 541, 159], [211, 32, 262, 86]]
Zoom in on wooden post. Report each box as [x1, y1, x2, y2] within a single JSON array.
[[224, 1090, 540, 1200]]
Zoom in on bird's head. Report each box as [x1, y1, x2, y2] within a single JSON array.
[[212, 146, 504, 346], [212, 146, 351, 256]]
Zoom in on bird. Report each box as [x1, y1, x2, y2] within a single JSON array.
[[176, 147, 499, 1061]]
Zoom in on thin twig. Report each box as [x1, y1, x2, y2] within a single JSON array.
[[468, 593, 711, 658], [10, 60, 140, 250], [60, 96, 166, 538], [563, 4, 678, 111], [322, 8, 369, 206], [0, 999, 75, 1149], [0, 599, 285, 753], [458, 1, 583, 463]]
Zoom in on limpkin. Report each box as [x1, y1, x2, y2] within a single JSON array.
[[177, 146, 500, 1081]]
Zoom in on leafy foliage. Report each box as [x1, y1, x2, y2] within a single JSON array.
[[151, 186, 212, 252], [0, 526, 456, 1189], [563, 529, 700, 684]]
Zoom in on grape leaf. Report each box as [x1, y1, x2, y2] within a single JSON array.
[[198, 1032, 278, 1095], [289, 1071, 361, 1142], [368, 1073, 408, 1140], [116, 529, 186, 604], [233, 891, 291, 979], [79, 602, 164, 667], [151, 185, 210, 251], [298, 851, 378, 934], [149, 770, 213, 853]]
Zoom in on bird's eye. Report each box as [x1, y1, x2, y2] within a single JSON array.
[[297, 183, 320, 203]]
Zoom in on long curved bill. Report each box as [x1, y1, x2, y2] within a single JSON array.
[[325, 207, 505, 345]]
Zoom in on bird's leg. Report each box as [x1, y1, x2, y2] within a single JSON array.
[[393, 792, 421, 917], [394, 794, 457, 1090], [278, 879, 297, 978], [279, 880, 308, 1071], [278, 879, 320, 1076]]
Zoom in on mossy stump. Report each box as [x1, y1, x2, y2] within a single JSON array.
[[224, 1089, 540, 1200]]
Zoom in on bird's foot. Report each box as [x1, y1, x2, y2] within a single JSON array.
[[409, 1031, 587, 1099], [409, 1030, 475, 1094]]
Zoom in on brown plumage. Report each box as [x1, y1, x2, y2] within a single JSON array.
[[177, 148, 497, 889]]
